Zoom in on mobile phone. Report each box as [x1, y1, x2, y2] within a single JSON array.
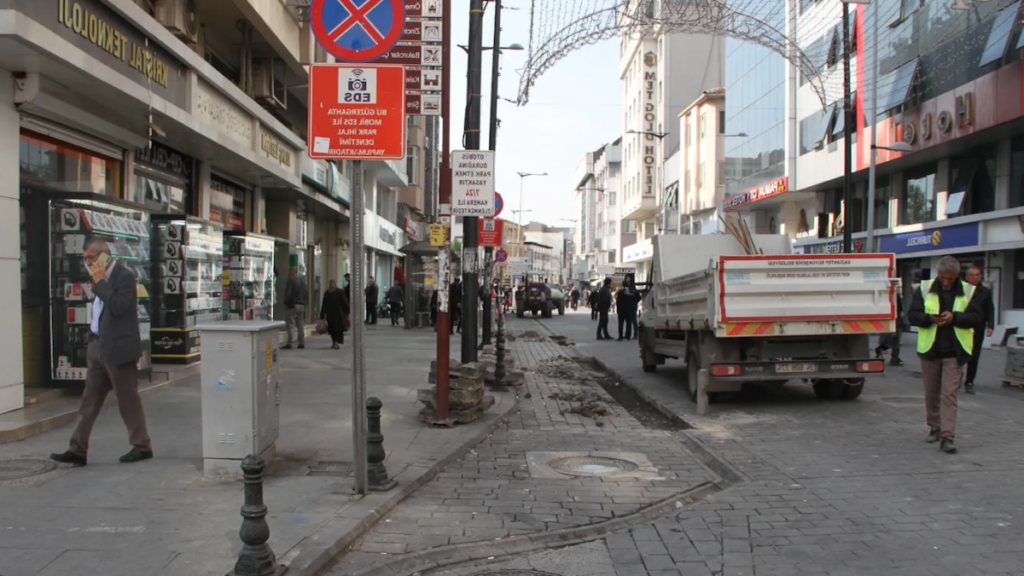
[[97, 252, 112, 268]]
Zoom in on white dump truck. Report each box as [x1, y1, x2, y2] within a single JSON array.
[[637, 234, 899, 413]]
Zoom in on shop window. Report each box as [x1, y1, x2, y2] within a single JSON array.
[[19, 131, 121, 195], [873, 175, 892, 230], [131, 175, 187, 214], [901, 166, 936, 225], [948, 147, 996, 217]]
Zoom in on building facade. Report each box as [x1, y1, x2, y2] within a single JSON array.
[[677, 89, 728, 235], [1, 0, 421, 414], [573, 140, 625, 286]]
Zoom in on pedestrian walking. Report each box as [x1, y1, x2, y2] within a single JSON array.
[[319, 279, 350, 349], [596, 278, 613, 340], [963, 265, 995, 394], [364, 276, 379, 324], [51, 238, 152, 466], [343, 273, 351, 301], [283, 266, 307, 349], [450, 277, 463, 334], [588, 288, 599, 321], [907, 255, 984, 454], [876, 293, 904, 366], [387, 282, 404, 326], [616, 280, 640, 341]]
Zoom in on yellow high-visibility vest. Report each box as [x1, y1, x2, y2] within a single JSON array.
[[916, 280, 976, 355]]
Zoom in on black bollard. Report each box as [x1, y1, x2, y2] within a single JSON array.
[[491, 313, 508, 391], [229, 455, 286, 576], [366, 397, 397, 492]]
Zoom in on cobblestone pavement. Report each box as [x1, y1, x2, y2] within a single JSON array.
[[522, 312, 1024, 576], [324, 322, 714, 575]]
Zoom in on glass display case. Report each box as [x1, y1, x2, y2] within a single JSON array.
[[39, 195, 153, 383], [151, 215, 223, 364], [223, 232, 276, 321]]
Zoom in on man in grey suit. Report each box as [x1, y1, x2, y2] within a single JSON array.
[[51, 238, 152, 466]]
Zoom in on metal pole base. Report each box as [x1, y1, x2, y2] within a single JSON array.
[[367, 468, 398, 492], [228, 455, 287, 576]]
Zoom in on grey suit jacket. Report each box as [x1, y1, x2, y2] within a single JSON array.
[[92, 262, 142, 367]]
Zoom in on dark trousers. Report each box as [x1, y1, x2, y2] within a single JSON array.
[[365, 302, 377, 324], [591, 306, 598, 320], [618, 312, 637, 339], [70, 340, 151, 456], [597, 310, 611, 338], [964, 331, 985, 385], [390, 302, 401, 325], [451, 306, 462, 334]]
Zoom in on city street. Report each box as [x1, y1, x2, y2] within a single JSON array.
[[329, 310, 1024, 576]]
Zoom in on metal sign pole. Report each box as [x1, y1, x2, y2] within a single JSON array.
[[435, 0, 453, 422], [351, 160, 368, 495]]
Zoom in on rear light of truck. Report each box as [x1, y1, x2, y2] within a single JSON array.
[[710, 365, 741, 377], [856, 361, 885, 373]]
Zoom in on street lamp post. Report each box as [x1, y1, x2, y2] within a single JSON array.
[[516, 172, 547, 283]]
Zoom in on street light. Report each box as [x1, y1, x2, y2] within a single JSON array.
[[457, 43, 525, 52], [516, 172, 547, 260], [626, 129, 669, 139], [864, 141, 912, 251]]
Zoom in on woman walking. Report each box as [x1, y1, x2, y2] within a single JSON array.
[[320, 280, 350, 349]]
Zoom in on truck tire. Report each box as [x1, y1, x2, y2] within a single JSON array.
[[542, 303, 552, 318], [641, 345, 658, 373], [840, 379, 865, 400], [812, 379, 845, 400], [558, 300, 565, 315], [532, 310, 538, 316], [516, 303, 525, 319]]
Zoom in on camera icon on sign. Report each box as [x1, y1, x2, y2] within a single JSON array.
[[348, 78, 367, 91]]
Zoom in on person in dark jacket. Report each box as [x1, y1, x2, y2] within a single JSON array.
[[615, 281, 640, 341], [364, 276, 379, 324], [450, 278, 463, 334], [875, 293, 904, 366], [596, 278, 614, 340], [387, 282, 405, 326], [343, 273, 351, 301], [588, 288, 600, 321], [320, 280, 350, 349], [963, 265, 995, 394], [907, 256, 984, 454]]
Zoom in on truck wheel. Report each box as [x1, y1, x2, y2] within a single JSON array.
[[812, 379, 845, 400], [532, 310, 538, 316], [558, 301, 565, 316], [516, 304, 525, 319], [641, 344, 658, 373], [840, 379, 865, 400], [542, 303, 552, 318], [685, 351, 700, 403]]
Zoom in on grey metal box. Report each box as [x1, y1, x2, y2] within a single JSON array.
[[197, 321, 285, 467]]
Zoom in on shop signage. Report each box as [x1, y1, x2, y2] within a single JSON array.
[[379, 226, 396, 246], [878, 222, 979, 254], [404, 217, 419, 238], [722, 177, 789, 211], [134, 141, 193, 181], [622, 239, 654, 263], [260, 129, 293, 168], [641, 52, 657, 198], [152, 330, 201, 359], [902, 92, 974, 145], [802, 237, 866, 254], [307, 64, 407, 160], [451, 150, 496, 216], [196, 81, 253, 148], [33, 0, 186, 108], [301, 155, 330, 190], [210, 175, 247, 230], [429, 223, 446, 246]]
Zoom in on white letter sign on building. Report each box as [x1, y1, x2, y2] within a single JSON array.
[[451, 150, 496, 216]]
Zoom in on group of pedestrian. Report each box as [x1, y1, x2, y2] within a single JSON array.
[[590, 278, 640, 341]]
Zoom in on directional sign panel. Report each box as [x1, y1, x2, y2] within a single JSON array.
[[308, 64, 406, 160], [311, 0, 407, 63], [452, 150, 496, 216], [400, 20, 442, 43], [405, 93, 441, 115], [405, 0, 442, 17], [404, 68, 442, 92], [376, 44, 441, 65]]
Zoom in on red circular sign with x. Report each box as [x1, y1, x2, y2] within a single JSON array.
[[311, 0, 406, 63]]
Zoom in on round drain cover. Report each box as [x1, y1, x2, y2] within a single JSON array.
[[546, 456, 638, 477], [0, 458, 58, 481]]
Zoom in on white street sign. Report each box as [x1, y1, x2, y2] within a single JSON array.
[[451, 150, 495, 216]]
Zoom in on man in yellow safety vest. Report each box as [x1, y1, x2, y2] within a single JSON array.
[[907, 256, 984, 454]]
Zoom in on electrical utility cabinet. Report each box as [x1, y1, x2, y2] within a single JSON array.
[[197, 320, 285, 477]]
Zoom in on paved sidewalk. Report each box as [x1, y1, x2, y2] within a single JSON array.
[[324, 324, 716, 575], [0, 326, 515, 576], [533, 312, 1024, 576]]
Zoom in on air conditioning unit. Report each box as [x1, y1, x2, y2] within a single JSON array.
[[155, 0, 198, 43], [252, 60, 287, 110]]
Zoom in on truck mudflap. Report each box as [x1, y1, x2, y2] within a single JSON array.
[[708, 359, 885, 381]]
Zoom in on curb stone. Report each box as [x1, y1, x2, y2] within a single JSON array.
[[290, 390, 522, 576], [348, 481, 722, 576]]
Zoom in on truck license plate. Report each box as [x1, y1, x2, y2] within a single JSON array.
[[775, 362, 817, 373]]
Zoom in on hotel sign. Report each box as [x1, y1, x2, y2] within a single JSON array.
[[722, 177, 789, 210]]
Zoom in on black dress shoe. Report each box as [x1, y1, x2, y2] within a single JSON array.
[[282, 344, 293, 350], [297, 344, 305, 349], [119, 447, 153, 463], [50, 451, 87, 467], [940, 438, 957, 454]]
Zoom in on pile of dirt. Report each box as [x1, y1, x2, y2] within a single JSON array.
[[548, 390, 610, 421], [532, 356, 583, 380], [512, 330, 548, 343]]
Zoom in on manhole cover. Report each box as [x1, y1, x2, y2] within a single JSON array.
[[469, 571, 562, 576], [546, 456, 638, 477], [306, 461, 352, 477], [0, 458, 58, 481], [468, 565, 561, 569]]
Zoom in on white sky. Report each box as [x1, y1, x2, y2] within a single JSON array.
[[445, 2, 621, 228]]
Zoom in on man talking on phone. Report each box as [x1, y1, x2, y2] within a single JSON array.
[[51, 237, 152, 466], [907, 256, 983, 455]]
